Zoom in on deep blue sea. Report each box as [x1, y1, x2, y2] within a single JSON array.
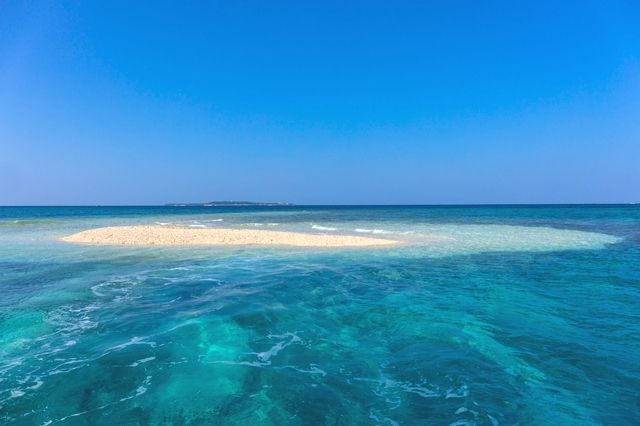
[[0, 206, 639, 425]]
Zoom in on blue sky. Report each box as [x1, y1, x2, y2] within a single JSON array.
[[1, 1, 639, 204]]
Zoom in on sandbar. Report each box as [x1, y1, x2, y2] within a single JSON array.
[[60, 225, 400, 248]]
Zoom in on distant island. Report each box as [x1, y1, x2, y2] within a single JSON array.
[[164, 201, 295, 207]]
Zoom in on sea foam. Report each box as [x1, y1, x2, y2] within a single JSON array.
[[355, 228, 393, 235], [312, 225, 337, 231]]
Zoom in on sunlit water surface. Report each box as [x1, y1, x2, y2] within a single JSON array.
[[0, 206, 639, 425]]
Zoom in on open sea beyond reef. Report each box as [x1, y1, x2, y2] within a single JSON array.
[[0, 205, 639, 425]]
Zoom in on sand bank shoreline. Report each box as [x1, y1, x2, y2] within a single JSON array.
[[60, 225, 400, 248]]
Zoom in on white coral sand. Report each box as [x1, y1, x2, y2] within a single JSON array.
[[60, 225, 399, 248]]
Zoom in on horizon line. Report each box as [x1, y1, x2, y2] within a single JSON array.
[[1, 203, 638, 208]]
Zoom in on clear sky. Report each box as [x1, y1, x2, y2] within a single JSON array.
[[1, 1, 639, 205]]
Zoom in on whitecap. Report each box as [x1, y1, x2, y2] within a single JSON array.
[[355, 228, 392, 234], [57, 411, 89, 422], [255, 333, 301, 363], [212, 360, 269, 368], [29, 379, 43, 390], [279, 364, 327, 376], [312, 225, 337, 231], [445, 385, 469, 399], [449, 421, 475, 426], [108, 336, 156, 351], [402, 384, 439, 398], [10, 389, 25, 398], [369, 409, 400, 426], [119, 376, 151, 401], [129, 356, 156, 367], [372, 229, 392, 234]]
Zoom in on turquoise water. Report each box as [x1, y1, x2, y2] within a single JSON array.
[[0, 206, 639, 425]]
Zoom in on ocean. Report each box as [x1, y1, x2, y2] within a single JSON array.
[[0, 205, 638, 425]]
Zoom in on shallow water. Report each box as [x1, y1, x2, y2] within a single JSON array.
[[0, 205, 639, 425]]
